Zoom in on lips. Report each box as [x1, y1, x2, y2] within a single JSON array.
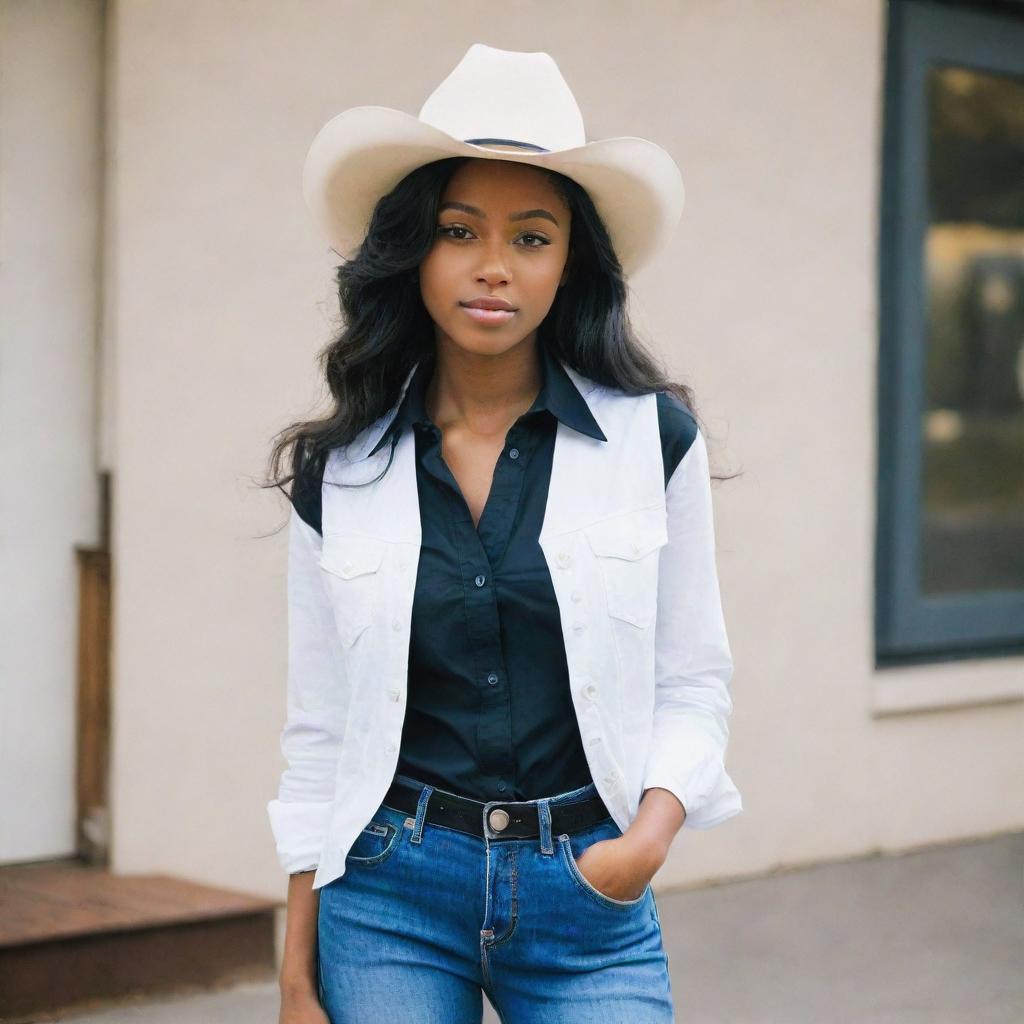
[[460, 305, 517, 325], [460, 297, 518, 311]]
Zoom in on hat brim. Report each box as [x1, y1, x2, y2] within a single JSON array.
[[302, 105, 684, 276]]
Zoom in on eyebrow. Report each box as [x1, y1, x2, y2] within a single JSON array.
[[439, 200, 560, 227]]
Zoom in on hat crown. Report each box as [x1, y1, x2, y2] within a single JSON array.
[[417, 43, 586, 153]]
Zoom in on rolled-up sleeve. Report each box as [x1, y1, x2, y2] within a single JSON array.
[[266, 506, 349, 873], [642, 426, 742, 828]]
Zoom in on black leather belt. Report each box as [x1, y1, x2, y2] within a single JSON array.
[[382, 778, 613, 840]]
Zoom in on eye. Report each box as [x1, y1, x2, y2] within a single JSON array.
[[437, 224, 473, 240], [436, 224, 551, 249]]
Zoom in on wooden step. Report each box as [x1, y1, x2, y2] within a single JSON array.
[[0, 858, 281, 1022]]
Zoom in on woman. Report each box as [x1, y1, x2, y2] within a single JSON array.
[[266, 43, 741, 1024]]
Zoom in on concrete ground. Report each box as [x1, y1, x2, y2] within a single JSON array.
[[58, 832, 1022, 1023]]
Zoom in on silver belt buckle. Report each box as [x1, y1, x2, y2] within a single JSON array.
[[488, 808, 510, 832]]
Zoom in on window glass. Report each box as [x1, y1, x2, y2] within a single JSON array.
[[921, 65, 1024, 594]]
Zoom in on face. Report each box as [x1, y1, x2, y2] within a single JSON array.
[[418, 158, 572, 359]]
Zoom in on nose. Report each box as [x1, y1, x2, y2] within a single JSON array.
[[474, 239, 511, 285]]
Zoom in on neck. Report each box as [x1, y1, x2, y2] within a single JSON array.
[[425, 334, 542, 439]]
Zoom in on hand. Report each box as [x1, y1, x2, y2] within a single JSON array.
[[279, 985, 329, 1023], [573, 834, 666, 902]]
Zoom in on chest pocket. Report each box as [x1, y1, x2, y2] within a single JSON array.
[[318, 534, 388, 646], [584, 510, 668, 630]]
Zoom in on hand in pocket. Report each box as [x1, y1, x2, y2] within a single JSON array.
[[574, 836, 652, 903]]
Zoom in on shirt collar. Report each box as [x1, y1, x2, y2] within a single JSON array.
[[368, 343, 607, 456]]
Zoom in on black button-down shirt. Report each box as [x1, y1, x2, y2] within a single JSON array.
[[294, 343, 697, 802]]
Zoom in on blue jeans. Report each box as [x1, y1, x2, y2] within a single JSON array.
[[317, 773, 675, 1022]]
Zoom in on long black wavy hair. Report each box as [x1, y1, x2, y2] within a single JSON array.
[[262, 156, 733, 522]]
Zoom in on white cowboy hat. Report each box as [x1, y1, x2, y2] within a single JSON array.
[[302, 43, 685, 277]]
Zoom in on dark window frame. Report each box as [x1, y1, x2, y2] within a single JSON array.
[[877, 0, 1024, 665]]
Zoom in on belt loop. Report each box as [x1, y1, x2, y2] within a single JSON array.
[[410, 784, 434, 845], [537, 798, 554, 855]]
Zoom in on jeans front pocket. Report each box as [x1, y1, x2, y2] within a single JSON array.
[[557, 820, 651, 911], [345, 816, 405, 867]]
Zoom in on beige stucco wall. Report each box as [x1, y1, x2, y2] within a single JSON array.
[[105, 0, 1024, 905], [0, 0, 105, 863]]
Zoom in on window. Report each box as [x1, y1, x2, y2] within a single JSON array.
[[877, 0, 1024, 662]]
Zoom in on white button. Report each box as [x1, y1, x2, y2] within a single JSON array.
[[392, 618, 402, 631], [587, 734, 603, 745], [630, 542, 640, 554], [557, 551, 572, 568], [573, 621, 586, 633], [343, 561, 354, 575], [571, 591, 582, 603], [583, 683, 598, 701], [398, 560, 409, 571], [387, 688, 401, 702], [606, 769, 619, 781], [386, 741, 397, 753]]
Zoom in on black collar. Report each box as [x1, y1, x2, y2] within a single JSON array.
[[368, 343, 607, 456]]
